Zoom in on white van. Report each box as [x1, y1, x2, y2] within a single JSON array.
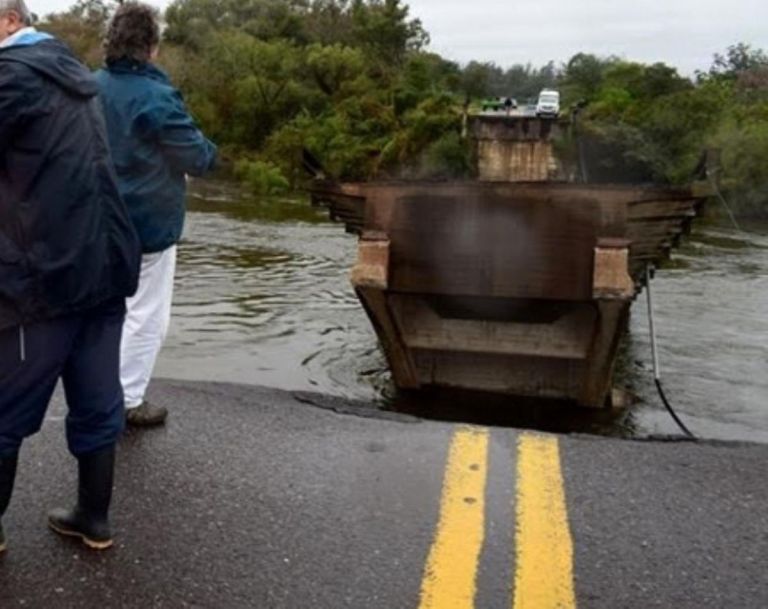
[[536, 89, 560, 118]]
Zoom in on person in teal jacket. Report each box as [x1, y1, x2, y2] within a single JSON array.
[[95, 2, 217, 428]]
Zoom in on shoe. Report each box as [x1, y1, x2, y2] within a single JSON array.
[[48, 446, 115, 551], [125, 401, 168, 427], [0, 456, 18, 554]]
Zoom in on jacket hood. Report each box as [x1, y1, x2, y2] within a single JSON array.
[[105, 58, 172, 85], [0, 38, 99, 99]]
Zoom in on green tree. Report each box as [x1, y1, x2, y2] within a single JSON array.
[[712, 117, 768, 215], [303, 0, 353, 45], [184, 32, 311, 147], [306, 43, 367, 97], [561, 53, 617, 103], [495, 62, 559, 100], [39, 0, 117, 67], [349, 0, 428, 65], [709, 43, 768, 79], [165, 0, 309, 49], [460, 61, 495, 108], [39, 1, 768, 214]]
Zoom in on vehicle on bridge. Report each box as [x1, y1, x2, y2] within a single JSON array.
[[536, 89, 560, 118], [481, 96, 518, 112]]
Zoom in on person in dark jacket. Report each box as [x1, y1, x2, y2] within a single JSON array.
[[95, 3, 217, 428], [0, 0, 141, 552]]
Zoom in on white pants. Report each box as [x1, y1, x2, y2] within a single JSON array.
[[121, 246, 177, 409]]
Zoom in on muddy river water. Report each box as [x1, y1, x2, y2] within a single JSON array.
[[156, 181, 768, 443]]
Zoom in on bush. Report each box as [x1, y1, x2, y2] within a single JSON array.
[[712, 118, 768, 216], [420, 132, 471, 178], [234, 159, 291, 196]]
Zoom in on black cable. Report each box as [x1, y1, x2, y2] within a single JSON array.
[[645, 264, 697, 440], [654, 378, 696, 440]]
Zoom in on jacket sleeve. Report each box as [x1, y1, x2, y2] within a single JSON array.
[[154, 88, 217, 177]]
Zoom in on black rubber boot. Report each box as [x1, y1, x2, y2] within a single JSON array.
[[0, 455, 19, 554], [48, 446, 115, 550]]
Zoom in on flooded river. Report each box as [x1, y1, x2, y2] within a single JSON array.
[[157, 181, 768, 443]]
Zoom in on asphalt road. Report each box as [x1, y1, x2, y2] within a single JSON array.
[[1, 380, 766, 608]]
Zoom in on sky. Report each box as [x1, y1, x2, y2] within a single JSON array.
[[29, 0, 768, 75]]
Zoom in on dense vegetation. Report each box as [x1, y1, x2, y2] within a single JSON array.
[[39, 0, 768, 215]]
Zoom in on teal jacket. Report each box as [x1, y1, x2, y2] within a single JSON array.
[[95, 60, 217, 253]]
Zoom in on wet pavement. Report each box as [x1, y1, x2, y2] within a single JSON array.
[[1, 380, 766, 608]]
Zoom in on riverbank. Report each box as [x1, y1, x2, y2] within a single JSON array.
[[1, 379, 766, 608]]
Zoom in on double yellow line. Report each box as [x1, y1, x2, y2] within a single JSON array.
[[418, 428, 577, 609], [418, 429, 489, 608]]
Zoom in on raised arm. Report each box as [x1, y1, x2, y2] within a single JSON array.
[[156, 88, 217, 177]]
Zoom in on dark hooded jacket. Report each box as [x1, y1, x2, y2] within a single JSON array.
[[0, 36, 141, 332]]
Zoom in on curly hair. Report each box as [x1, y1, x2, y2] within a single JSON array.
[[104, 2, 160, 65]]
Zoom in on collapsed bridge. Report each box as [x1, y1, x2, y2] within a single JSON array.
[[310, 116, 711, 408]]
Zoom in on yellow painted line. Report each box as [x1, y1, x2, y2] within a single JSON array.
[[418, 427, 490, 609], [513, 435, 577, 609]]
